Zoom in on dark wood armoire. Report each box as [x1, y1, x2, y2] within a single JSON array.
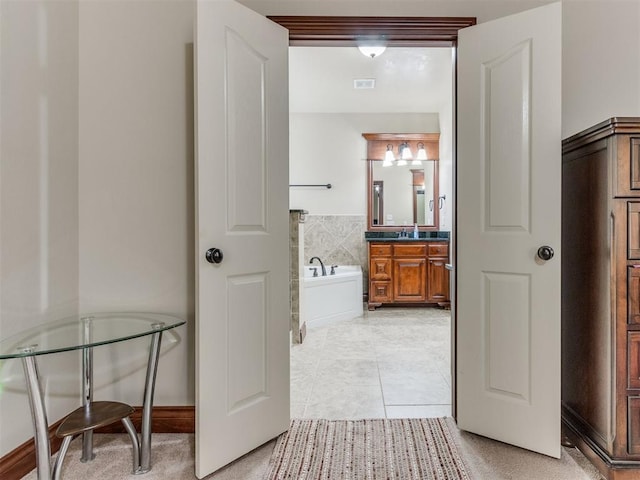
[[562, 117, 640, 479]]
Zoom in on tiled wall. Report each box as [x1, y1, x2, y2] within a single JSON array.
[[289, 210, 306, 344], [303, 215, 368, 291]]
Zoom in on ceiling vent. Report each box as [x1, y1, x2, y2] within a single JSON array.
[[353, 78, 376, 89]]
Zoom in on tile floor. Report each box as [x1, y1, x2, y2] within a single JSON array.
[[290, 306, 452, 420]]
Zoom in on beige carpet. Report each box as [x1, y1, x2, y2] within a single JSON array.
[[21, 424, 604, 480], [265, 418, 471, 479]]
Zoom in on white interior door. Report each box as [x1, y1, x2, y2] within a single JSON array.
[[194, 0, 290, 477], [457, 2, 562, 458]]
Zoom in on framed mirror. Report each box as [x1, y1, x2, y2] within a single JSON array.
[[364, 133, 440, 231]]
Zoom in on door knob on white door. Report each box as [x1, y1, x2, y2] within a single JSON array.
[[205, 248, 223, 264], [537, 246, 554, 261]]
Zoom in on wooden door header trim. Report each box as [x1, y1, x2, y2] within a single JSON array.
[[268, 16, 477, 46]]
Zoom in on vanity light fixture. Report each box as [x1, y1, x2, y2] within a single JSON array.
[[396, 142, 411, 166], [416, 142, 428, 160], [401, 142, 413, 160], [412, 142, 426, 166], [382, 144, 395, 167]]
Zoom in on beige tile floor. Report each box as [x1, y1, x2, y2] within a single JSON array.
[[290, 306, 452, 420]]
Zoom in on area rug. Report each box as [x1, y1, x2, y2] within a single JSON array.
[[264, 417, 473, 480]]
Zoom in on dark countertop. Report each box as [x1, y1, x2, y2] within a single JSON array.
[[365, 231, 449, 242]]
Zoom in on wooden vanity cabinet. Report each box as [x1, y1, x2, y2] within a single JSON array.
[[562, 118, 640, 479], [368, 241, 449, 310]]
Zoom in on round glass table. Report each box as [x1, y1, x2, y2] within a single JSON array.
[[0, 312, 186, 480]]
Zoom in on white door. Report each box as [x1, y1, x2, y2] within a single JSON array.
[[194, 0, 290, 477], [457, 2, 562, 458]]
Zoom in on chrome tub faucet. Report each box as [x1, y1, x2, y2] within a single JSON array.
[[309, 256, 326, 276]]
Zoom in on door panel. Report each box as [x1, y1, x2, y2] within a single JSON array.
[[483, 40, 531, 232], [457, 2, 562, 458], [194, 0, 289, 477]]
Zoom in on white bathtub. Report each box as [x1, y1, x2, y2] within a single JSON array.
[[302, 265, 363, 326]]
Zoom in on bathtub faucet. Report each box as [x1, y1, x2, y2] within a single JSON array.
[[309, 256, 326, 276]]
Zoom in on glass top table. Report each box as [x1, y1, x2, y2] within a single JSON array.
[[0, 312, 185, 359], [1, 312, 185, 480]]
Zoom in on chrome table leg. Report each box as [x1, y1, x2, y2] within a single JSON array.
[[136, 326, 163, 474], [81, 317, 95, 462], [21, 351, 52, 480]]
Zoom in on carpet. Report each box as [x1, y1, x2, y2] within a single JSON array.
[[264, 418, 473, 480]]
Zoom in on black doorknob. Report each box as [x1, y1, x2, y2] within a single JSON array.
[[205, 248, 223, 264], [537, 246, 554, 261]]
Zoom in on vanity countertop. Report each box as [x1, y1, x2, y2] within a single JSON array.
[[365, 231, 449, 242]]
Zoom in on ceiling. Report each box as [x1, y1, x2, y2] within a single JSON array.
[[289, 46, 454, 114]]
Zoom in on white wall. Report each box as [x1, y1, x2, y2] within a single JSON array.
[[562, 0, 640, 138], [290, 113, 440, 215], [0, 0, 80, 457], [438, 57, 454, 231], [78, 0, 195, 406]]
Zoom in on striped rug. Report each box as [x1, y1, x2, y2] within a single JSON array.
[[264, 418, 473, 480]]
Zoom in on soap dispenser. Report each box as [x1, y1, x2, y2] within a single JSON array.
[[413, 223, 419, 239]]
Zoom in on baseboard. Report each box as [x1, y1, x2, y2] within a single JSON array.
[[0, 419, 64, 480], [94, 406, 195, 434], [0, 405, 195, 480]]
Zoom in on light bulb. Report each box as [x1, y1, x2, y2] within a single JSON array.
[[416, 142, 428, 160], [383, 144, 394, 167]]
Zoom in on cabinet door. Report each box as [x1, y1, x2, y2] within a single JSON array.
[[393, 258, 427, 301], [427, 257, 449, 302], [370, 256, 392, 280]]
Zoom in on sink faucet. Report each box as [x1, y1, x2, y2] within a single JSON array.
[[309, 256, 326, 276]]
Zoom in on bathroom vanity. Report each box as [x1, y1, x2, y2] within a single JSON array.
[[362, 132, 449, 310], [366, 234, 449, 310]]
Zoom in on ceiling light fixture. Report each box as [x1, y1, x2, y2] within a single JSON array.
[[358, 44, 386, 59]]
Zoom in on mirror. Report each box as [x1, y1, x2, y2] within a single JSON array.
[[364, 133, 440, 231]]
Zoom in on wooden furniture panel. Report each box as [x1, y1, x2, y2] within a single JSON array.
[[629, 267, 640, 324], [631, 138, 640, 191], [562, 118, 640, 479], [629, 397, 640, 455], [393, 244, 427, 257], [629, 203, 640, 259], [370, 257, 392, 280], [393, 258, 427, 301], [629, 333, 640, 390], [367, 240, 449, 309], [428, 244, 449, 257], [370, 244, 392, 257], [427, 257, 449, 302], [370, 281, 393, 303]]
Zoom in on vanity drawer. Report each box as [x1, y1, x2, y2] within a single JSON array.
[[370, 281, 393, 303], [393, 244, 427, 257], [369, 244, 392, 257], [428, 243, 449, 257], [370, 257, 392, 280]]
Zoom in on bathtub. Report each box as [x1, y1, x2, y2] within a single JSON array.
[[302, 265, 363, 326]]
